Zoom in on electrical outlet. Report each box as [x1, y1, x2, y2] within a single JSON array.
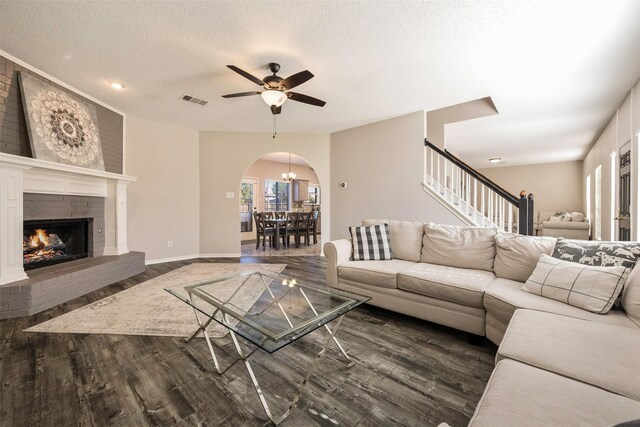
[[167, 240, 173, 248], [226, 192, 234, 199]]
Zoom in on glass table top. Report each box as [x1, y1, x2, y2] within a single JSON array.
[[165, 270, 370, 353]]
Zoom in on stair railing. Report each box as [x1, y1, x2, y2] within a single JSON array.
[[423, 139, 534, 235]]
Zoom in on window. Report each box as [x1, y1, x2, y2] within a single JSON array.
[[308, 184, 320, 204], [586, 175, 591, 222], [264, 180, 289, 211], [240, 182, 253, 213], [595, 165, 602, 240], [611, 152, 616, 239]]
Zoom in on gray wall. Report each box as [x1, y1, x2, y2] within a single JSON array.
[[0, 55, 123, 173], [330, 111, 464, 239]]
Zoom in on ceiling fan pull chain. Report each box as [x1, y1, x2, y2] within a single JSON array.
[[273, 114, 277, 139]]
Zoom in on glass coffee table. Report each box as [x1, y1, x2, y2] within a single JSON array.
[[165, 270, 370, 425]]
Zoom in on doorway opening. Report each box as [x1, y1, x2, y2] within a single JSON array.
[[239, 152, 321, 256]]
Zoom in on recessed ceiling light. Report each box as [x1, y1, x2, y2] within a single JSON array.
[[489, 157, 503, 163], [108, 81, 124, 90]]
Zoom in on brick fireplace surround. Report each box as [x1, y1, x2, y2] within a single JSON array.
[[0, 153, 145, 319]]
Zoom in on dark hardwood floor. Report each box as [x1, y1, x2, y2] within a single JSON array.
[[0, 256, 496, 427]]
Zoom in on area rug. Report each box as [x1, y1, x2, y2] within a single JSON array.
[[25, 263, 286, 338]]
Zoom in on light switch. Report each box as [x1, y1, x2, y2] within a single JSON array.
[[226, 192, 235, 199]]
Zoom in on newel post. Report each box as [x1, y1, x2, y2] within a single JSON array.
[[518, 192, 535, 235]]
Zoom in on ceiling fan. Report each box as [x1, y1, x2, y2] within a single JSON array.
[[222, 62, 326, 115]]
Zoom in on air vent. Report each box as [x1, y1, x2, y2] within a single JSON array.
[[180, 94, 209, 106]]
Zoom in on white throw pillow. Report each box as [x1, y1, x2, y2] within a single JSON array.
[[570, 212, 585, 222], [421, 223, 496, 271], [494, 233, 556, 283], [548, 216, 563, 223], [523, 254, 628, 314]]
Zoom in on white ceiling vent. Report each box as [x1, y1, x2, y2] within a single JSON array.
[[180, 94, 209, 106]]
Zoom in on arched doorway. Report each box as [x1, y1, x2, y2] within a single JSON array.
[[240, 152, 321, 256]]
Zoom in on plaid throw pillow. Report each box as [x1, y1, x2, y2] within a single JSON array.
[[523, 254, 628, 314], [349, 224, 393, 261]]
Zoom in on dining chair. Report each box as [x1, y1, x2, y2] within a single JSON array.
[[284, 212, 299, 248], [312, 211, 320, 244], [296, 212, 313, 247], [253, 212, 275, 250]]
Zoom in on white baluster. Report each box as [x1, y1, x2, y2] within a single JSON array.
[[508, 203, 513, 233], [481, 185, 486, 226], [429, 150, 436, 188]]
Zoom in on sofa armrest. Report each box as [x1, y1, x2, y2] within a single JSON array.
[[323, 239, 352, 288]]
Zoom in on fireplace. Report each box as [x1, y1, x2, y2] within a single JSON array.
[[23, 218, 90, 271]]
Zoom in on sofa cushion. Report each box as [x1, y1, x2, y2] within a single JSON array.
[[494, 233, 556, 282], [543, 220, 590, 230], [421, 223, 496, 271], [362, 219, 424, 262], [398, 263, 494, 308], [522, 254, 628, 314], [337, 259, 416, 289], [551, 237, 640, 268], [622, 260, 640, 327], [468, 360, 640, 427], [498, 309, 640, 401], [484, 277, 638, 328]]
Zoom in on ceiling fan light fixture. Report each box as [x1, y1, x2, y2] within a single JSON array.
[[261, 90, 287, 107]]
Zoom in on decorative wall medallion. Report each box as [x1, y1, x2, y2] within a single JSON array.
[[18, 72, 105, 171]]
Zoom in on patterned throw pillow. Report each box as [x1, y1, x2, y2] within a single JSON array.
[[349, 224, 393, 261], [523, 254, 628, 314], [551, 238, 640, 268]]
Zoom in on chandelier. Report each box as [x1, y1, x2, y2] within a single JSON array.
[[282, 152, 296, 181]]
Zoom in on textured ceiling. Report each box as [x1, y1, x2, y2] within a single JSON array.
[[2, 1, 640, 167]]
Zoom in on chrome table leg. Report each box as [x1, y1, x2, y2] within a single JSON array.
[[228, 313, 348, 425]]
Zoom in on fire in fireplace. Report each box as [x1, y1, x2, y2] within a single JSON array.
[[23, 219, 89, 270]]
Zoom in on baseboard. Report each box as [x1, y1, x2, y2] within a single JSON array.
[[145, 253, 243, 265], [198, 253, 242, 258], [145, 254, 201, 265]]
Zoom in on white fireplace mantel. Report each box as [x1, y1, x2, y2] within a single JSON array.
[[0, 153, 137, 285]]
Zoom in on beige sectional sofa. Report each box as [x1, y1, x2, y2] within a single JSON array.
[[324, 220, 640, 425]]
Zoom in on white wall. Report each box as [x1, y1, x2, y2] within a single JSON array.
[[478, 161, 584, 213], [583, 77, 640, 241], [199, 132, 330, 255], [330, 111, 464, 239], [126, 116, 200, 262]]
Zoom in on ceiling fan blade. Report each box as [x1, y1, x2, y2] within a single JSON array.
[[270, 105, 282, 115], [279, 70, 314, 90], [287, 92, 326, 107], [222, 91, 261, 98], [227, 65, 264, 86]]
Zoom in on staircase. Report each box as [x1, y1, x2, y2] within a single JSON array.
[[422, 139, 534, 234]]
